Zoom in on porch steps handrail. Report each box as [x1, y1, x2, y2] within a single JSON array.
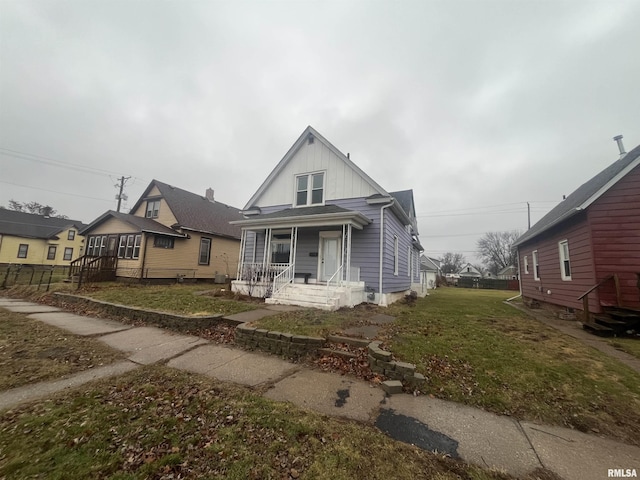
[[272, 264, 294, 296], [326, 264, 343, 304]]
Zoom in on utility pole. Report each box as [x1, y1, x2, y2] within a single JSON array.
[[116, 176, 131, 212], [527, 202, 531, 229]]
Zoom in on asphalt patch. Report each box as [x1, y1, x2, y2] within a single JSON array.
[[375, 409, 459, 458], [335, 388, 350, 407]]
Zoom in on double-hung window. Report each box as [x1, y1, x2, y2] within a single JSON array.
[[295, 172, 324, 207], [17, 244, 28, 259], [559, 240, 571, 280], [524, 256, 529, 274], [532, 250, 540, 281], [146, 200, 161, 218], [67, 230, 76, 241], [63, 248, 73, 261], [47, 245, 57, 260], [199, 238, 211, 265]]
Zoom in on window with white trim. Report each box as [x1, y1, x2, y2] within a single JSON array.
[[146, 199, 161, 218], [87, 237, 95, 256], [524, 255, 529, 274], [532, 250, 540, 281], [118, 234, 141, 259], [559, 240, 571, 280], [393, 235, 399, 276], [295, 172, 324, 207], [407, 246, 411, 277], [118, 236, 126, 258]]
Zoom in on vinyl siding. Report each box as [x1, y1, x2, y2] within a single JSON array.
[[142, 232, 239, 279], [254, 141, 380, 207], [131, 186, 178, 227], [518, 212, 598, 312], [238, 198, 415, 294], [0, 229, 84, 266], [588, 163, 640, 309]]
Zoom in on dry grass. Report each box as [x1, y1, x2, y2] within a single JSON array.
[[0, 309, 124, 391]]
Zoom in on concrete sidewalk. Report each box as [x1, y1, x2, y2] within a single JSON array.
[[1, 296, 639, 480]]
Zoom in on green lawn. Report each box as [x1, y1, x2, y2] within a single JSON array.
[[79, 284, 259, 316], [257, 288, 640, 446], [609, 337, 640, 360], [0, 366, 522, 480]]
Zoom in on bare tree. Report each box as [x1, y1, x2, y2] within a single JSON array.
[[476, 230, 521, 275], [3, 200, 68, 218], [440, 252, 466, 274]]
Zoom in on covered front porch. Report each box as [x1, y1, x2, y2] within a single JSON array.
[[231, 206, 371, 310]]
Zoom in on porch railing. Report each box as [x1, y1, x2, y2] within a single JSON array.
[[272, 264, 294, 296], [326, 264, 344, 303], [577, 274, 620, 322], [239, 263, 290, 283]]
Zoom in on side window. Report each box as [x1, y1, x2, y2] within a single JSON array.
[[199, 238, 211, 265], [17, 244, 29, 259], [63, 248, 73, 261], [47, 245, 57, 260], [524, 255, 529, 274], [559, 240, 571, 281], [532, 250, 540, 281]]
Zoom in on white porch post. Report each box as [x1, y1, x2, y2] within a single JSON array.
[[291, 227, 298, 278], [262, 228, 271, 282], [346, 224, 352, 283], [341, 225, 346, 284], [236, 229, 246, 280]]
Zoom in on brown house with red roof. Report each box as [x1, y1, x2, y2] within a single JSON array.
[[514, 140, 640, 333], [78, 180, 243, 282]]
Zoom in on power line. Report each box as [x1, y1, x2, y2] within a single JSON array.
[[0, 180, 113, 202], [0, 147, 127, 178]]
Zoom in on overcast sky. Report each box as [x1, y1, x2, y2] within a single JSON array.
[[1, 0, 638, 264]]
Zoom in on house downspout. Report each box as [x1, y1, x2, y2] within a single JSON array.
[[506, 249, 523, 302], [378, 200, 394, 306]]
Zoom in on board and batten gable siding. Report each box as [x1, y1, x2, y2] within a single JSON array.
[[588, 162, 640, 309], [143, 232, 239, 279], [253, 140, 380, 208], [518, 212, 598, 312], [131, 186, 178, 227]]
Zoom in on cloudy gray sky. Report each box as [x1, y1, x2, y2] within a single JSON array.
[[1, 0, 638, 264]]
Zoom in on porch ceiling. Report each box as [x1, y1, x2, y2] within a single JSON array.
[[230, 205, 372, 230]]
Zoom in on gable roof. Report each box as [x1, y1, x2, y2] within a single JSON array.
[[390, 190, 415, 218], [129, 180, 244, 239], [0, 209, 86, 240], [79, 210, 185, 237], [243, 126, 389, 209], [497, 265, 517, 275], [515, 143, 640, 247], [458, 263, 481, 275], [420, 255, 440, 272]]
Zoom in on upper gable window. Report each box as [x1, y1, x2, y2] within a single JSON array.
[[67, 230, 76, 241], [146, 200, 161, 218], [295, 172, 324, 207]]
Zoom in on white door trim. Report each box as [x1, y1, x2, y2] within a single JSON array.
[[318, 231, 342, 282]]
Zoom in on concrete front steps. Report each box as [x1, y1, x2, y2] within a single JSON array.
[[265, 283, 365, 311]]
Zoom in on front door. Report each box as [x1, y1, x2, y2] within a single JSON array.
[[319, 232, 341, 282], [107, 236, 118, 256]]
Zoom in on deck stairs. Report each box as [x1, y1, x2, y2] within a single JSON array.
[[265, 283, 364, 311], [582, 307, 640, 337]]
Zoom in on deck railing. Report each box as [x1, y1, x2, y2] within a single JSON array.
[[239, 263, 290, 283], [326, 264, 343, 304], [577, 274, 620, 322], [272, 264, 294, 296]]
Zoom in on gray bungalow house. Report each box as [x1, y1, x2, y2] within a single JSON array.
[[231, 126, 423, 310]]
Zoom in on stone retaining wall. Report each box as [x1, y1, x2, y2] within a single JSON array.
[[368, 341, 425, 388], [235, 323, 326, 357], [53, 293, 226, 332]]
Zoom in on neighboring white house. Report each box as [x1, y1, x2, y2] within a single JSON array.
[[458, 263, 482, 278], [420, 255, 440, 291]]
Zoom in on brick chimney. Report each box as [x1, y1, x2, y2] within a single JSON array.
[[205, 188, 214, 202]]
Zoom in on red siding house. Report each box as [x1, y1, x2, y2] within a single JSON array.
[[514, 142, 640, 331]]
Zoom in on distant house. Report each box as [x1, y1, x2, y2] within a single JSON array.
[[0, 210, 85, 266], [420, 255, 440, 290], [458, 263, 482, 278], [514, 141, 640, 317], [79, 180, 244, 282], [231, 126, 423, 310], [497, 265, 518, 280]]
